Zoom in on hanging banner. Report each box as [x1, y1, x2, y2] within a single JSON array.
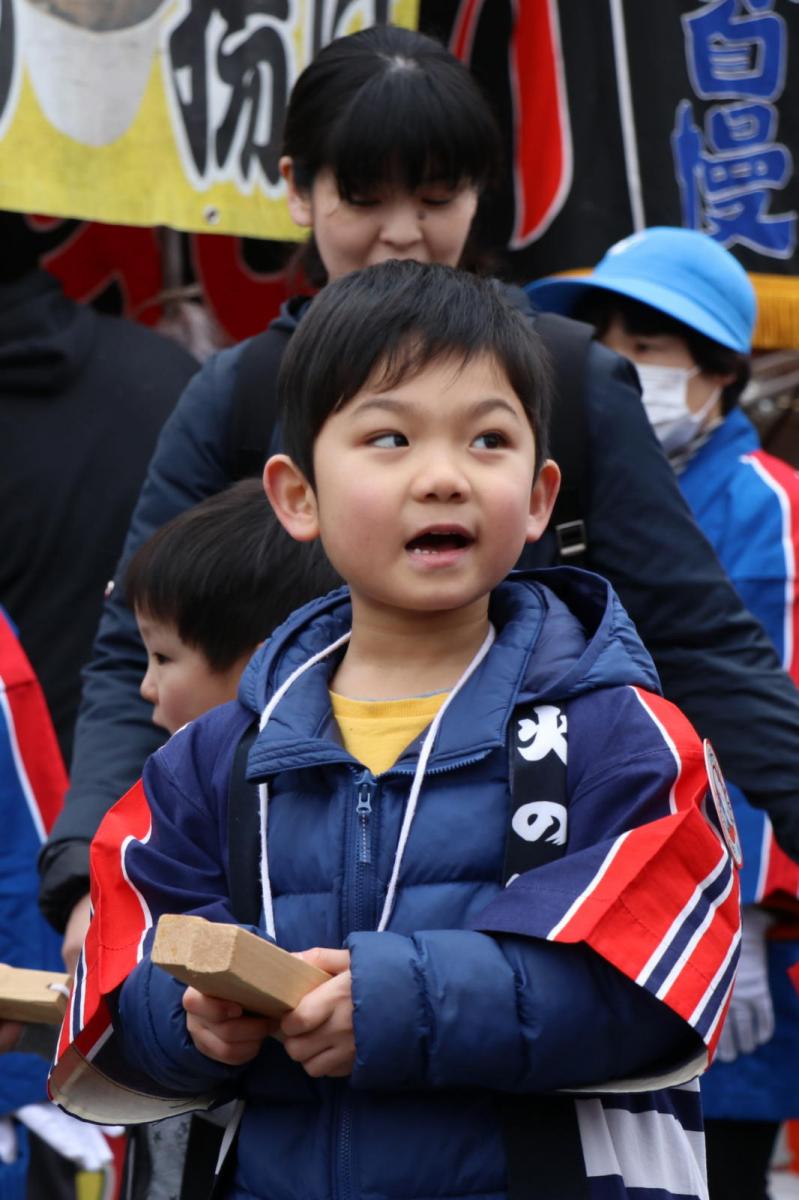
[[444, 0, 799, 348], [0, 0, 418, 238], [7, 1, 799, 348]]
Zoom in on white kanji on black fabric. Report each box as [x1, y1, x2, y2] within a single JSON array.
[[517, 704, 568, 764], [503, 703, 570, 883], [511, 800, 568, 847]]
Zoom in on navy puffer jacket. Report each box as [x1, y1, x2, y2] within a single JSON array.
[[80, 570, 732, 1200]]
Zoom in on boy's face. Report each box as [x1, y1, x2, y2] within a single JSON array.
[[136, 611, 251, 734], [601, 315, 730, 417], [266, 354, 559, 627]]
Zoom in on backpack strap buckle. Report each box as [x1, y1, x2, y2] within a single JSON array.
[[554, 520, 587, 560]]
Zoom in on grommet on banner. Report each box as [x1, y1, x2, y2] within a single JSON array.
[[704, 739, 743, 868]]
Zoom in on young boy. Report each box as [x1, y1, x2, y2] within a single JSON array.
[[125, 478, 341, 735], [52, 262, 740, 1200]]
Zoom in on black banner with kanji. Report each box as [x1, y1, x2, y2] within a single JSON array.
[[423, 0, 799, 347]]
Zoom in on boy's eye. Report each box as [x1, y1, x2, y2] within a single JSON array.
[[154, 652, 170, 666], [369, 432, 408, 449], [472, 432, 507, 450], [347, 195, 380, 208]]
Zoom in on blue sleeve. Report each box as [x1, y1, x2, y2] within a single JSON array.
[[101, 711, 312, 1101], [578, 344, 799, 860], [710, 455, 796, 669], [38, 344, 247, 928], [115, 953, 314, 1102], [347, 930, 697, 1093], [93, 705, 256, 1095], [116, 956, 246, 1094]]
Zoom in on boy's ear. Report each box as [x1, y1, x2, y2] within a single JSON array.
[[263, 455, 320, 542], [280, 156, 313, 229], [526, 459, 561, 543]]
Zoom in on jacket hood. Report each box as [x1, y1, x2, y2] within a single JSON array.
[[0, 269, 97, 397], [239, 568, 660, 778]]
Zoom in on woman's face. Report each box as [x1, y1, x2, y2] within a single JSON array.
[[282, 160, 479, 282]]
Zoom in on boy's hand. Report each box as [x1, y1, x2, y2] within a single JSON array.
[[183, 987, 279, 1065], [62, 892, 92, 976], [280, 948, 355, 1078]]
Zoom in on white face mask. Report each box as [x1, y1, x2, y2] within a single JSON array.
[[635, 363, 720, 455]]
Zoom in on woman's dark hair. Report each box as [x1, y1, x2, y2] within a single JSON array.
[[574, 291, 750, 414], [279, 259, 552, 487], [282, 24, 502, 284], [125, 480, 341, 671]]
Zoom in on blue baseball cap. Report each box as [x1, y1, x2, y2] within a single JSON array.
[[525, 227, 756, 353]]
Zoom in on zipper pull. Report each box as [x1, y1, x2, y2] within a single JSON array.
[[355, 777, 373, 864]]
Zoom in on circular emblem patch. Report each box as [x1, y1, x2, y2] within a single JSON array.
[[704, 740, 742, 869]]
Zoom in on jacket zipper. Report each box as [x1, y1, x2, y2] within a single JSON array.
[[337, 770, 377, 1200], [356, 780, 373, 864], [351, 771, 376, 933], [335, 753, 490, 1198], [337, 1091, 353, 1200]]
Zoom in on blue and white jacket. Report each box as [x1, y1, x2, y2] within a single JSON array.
[[679, 408, 799, 1121], [53, 571, 740, 1200]]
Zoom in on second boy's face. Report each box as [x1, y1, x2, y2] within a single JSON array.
[[294, 355, 558, 626], [136, 613, 251, 734]]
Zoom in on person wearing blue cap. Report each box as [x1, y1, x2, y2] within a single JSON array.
[[528, 226, 799, 1200]]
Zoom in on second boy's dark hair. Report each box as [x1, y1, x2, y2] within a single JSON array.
[[279, 260, 552, 486], [125, 480, 342, 671]]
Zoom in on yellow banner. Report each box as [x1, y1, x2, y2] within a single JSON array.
[[0, 0, 418, 238]]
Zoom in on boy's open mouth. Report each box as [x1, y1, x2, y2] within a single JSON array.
[[406, 528, 474, 554]]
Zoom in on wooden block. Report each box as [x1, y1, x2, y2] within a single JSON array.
[[0, 965, 71, 1024], [151, 914, 330, 1017]]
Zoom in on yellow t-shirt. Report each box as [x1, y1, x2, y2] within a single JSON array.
[[329, 690, 448, 776]]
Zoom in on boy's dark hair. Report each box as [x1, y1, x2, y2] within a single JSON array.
[[125, 480, 341, 671], [574, 292, 750, 414], [278, 260, 552, 487], [282, 24, 501, 285]]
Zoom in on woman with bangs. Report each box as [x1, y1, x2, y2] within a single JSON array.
[[278, 24, 498, 285]]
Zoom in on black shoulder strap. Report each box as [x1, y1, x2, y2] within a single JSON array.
[[501, 697, 589, 1200], [229, 325, 293, 481], [226, 721, 261, 926], [534, 312, 594, 565]]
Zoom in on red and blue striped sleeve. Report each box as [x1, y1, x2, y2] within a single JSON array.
[[473, 684, 740, 1067]]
